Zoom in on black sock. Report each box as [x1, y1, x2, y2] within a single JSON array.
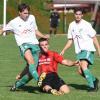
[[48, 89, 52, 93]]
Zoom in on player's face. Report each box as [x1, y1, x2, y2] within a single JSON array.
[[75, 11, 83, 23], [19, 9, 29, 21], [39, 41, 49, 53]]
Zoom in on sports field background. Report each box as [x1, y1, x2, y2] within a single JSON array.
[[0, 0, 100, 100], [0, 0, 92, 34], [0, 35, 100, 100]]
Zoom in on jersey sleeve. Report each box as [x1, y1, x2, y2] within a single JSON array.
[[87, 23, 96, 37], [3, 21, 14, 32], [67, 24, 73, 39], [53, 52, 64, 63]]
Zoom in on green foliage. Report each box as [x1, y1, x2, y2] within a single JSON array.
[[0, 0, 3, 23], [0, 0, 92, 34]]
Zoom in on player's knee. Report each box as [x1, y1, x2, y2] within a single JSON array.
[[27, 60, 35, 64], [60, 85, 70, 94], [64, 88, 70, 94]]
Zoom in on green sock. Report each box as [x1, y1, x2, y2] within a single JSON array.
[[91, 75, 96, 82], [88, 67, 96, 81], [16, 75, 29, 88], [29, 64, 39, 81], [83, 69, 94, 88]]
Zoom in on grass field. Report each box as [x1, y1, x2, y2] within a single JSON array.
[[0, 34, 100, 100]]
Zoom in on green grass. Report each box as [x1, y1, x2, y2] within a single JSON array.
[[0, 35, 100, 100]]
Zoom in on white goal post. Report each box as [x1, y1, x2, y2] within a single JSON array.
[[3, 0, 7, 36]]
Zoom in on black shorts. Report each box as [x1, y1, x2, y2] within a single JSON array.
[[50, 23, 58, 28], [41, 72, 66, 91]]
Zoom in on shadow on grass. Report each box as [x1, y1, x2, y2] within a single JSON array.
[[19, 86, 42, 94], [68, 84, 88, 90], [4, 84, 88, 93], [6, 85, 43, 94]]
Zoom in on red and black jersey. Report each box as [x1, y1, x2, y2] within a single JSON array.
[[37, 50, 64, 75]]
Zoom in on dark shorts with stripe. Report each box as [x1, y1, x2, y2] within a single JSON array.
[[41, 72, 66, 91]]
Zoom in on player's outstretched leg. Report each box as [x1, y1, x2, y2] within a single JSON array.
[[10, 75, 30, 91], [10, 81, 17, 91], [37, 72, 46, 87]]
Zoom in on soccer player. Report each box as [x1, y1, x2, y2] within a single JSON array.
[[0, 3, 49, 82], [60, 8, 100, 92], [11, 38, 78, 95], [49, 9, 60, 35]]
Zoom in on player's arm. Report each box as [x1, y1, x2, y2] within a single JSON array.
[[0, 25, 13, 36], [62, 59, 79, 67], [54, 52, 79, 67], [92, 35, 100, 57], [60, 39, 73, 55], [35, 30, 50, 39], [0, 29, 13, 35], [0, 28, 6, 35]]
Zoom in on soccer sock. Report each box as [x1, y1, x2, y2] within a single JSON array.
[[29, 64, 39, 81], [83, 69, 94, 88], [48, 89, 52, 93], [91, 75, 96, 82], [88, 67, 96, 82], [80, 69, 85, 78], [15, 75, 29, 88], [81, 72, 85, 78], [33, 54, 39, 67]]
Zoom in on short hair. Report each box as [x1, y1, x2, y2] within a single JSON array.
[[18, 3, 30, 12], [74, 8, 84, 14], [38, 38, 48, 43]]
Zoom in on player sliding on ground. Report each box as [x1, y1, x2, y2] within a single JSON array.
[[11, 38, 78, 95]]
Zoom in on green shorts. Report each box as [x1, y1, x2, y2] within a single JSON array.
[[76, 50, 94, 65], [19, 43, 40, 66]]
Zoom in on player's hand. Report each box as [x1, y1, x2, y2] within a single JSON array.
[[45, 34, 50, 39], [16, 74, 21, 80], [97, 48, 100, 57], [0, 29, 3, 35]]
